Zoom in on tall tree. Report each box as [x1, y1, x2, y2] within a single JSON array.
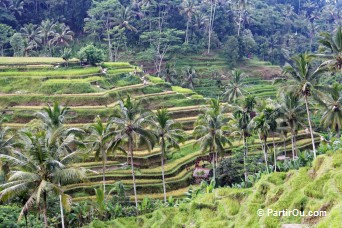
[[111, 96, 155, 210], [86, 117, 117, 197], [315, 84, 342, 137], [193, 98, 231, 180], [151, 108, 184, 203], [278, 92, 306, 160], [282, 53, 328, 158], [20, 23, 41, 56], [319, 26, 342, 71], [222, 69, 247, 103], [181, 0, 197, 44], [0, 128, 87, 228]]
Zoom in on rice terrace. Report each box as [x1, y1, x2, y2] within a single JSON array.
[[0, 0, 342, 227]]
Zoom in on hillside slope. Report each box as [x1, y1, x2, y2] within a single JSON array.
[[90, 149, 342, 228]]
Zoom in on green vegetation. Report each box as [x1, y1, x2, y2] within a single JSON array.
[[96, 147, 342, 227], [0, 1, 342, 227]]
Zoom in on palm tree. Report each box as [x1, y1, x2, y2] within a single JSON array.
[[181, 0, 197, 44], [38, 19, 56, 56], [316, 84, 342, 137], [264, 107, 280, 171], [0, 128, 87, 228], [61, 48, 72, 67], [278, 92, 306, 160], [318, 27, 342, 71], [161, 63, 177, 84], [236, 0, 247, 36], [86, 117, 117, 197], [182, 67, 198, 89], [232, 107, 251, 182], [222, 69, 247, 103], [116, 6, 138, 33], [251, 111, 270, 173], [193, 98, 231, 180], [35, 102, 69, 130], [110, 96, 155, 210], [0, 118, 16, 182], [151, 108, 185, 203], [282, 53, 328, 158], [50, 23, 74, 47], [20, 23, 42, 56]]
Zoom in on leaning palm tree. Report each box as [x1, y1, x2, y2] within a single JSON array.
[[318, 26, 342, 71], [282, 53, 328, 158], [86, 117, 117, 196], [222, 69, 247, 103], [315, 84, 342, 137], [110, 96, 156, 210], [0, 128, 87, 228], [193, 98, 231, 180], [278, 92, 306, 160], [151, 108, 185, 203]]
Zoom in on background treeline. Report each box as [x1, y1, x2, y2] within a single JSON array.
[[1, 0, 341, 66]]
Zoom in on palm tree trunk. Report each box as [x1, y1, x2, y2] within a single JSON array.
[[58, 182, 65, 228], [161, 137, 167, 203], [210, 142, 216, 180], [283, 137, 286, 157], [129, 135, 138, 210], [273, 135, 277, 172], [43, 192, 48, 228], [102, 147, 106, 196], [243, 135, 248, 182], [304, 95, 316, 158], [291, 134, 295, 161], [262, 136, 269, 174], [185, 19, 189, 44]]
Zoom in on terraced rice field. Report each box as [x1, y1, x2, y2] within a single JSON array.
[[0, 57, 316, 202]]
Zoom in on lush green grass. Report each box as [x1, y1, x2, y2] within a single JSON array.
[[172, 86, 194, 94], [0, 67, 101, 78], [100, 150, 342, 227], [0, 57, 78, 65], [146, 75, 165, 84]]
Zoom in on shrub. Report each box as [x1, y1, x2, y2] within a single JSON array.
[[79, 45, 105, 66]]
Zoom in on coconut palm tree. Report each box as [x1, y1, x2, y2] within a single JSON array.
[[251, 111, 270, 173], [151, 108, 185, 203], [222, 69, 247, 103], [20, 23, 42, 56], [232, 107, 251, 182], [38, 19, 56, 56], [110, 96, 156, 210], [86, 117, 117, 197], [50, 23, 74, 47], [35, 102, 69, 130], [182, 67, 198, 89], [318, 26, 342, 71], [264, 107, 280, 171], [282, 53, 328, 158], [0, 128, 87, 228], [0, 117, 16, 182], [278, 92, 306, 160], [193, 98, 231, 180], [180, 0, 197, 44], [315, 84, 342, 137]]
